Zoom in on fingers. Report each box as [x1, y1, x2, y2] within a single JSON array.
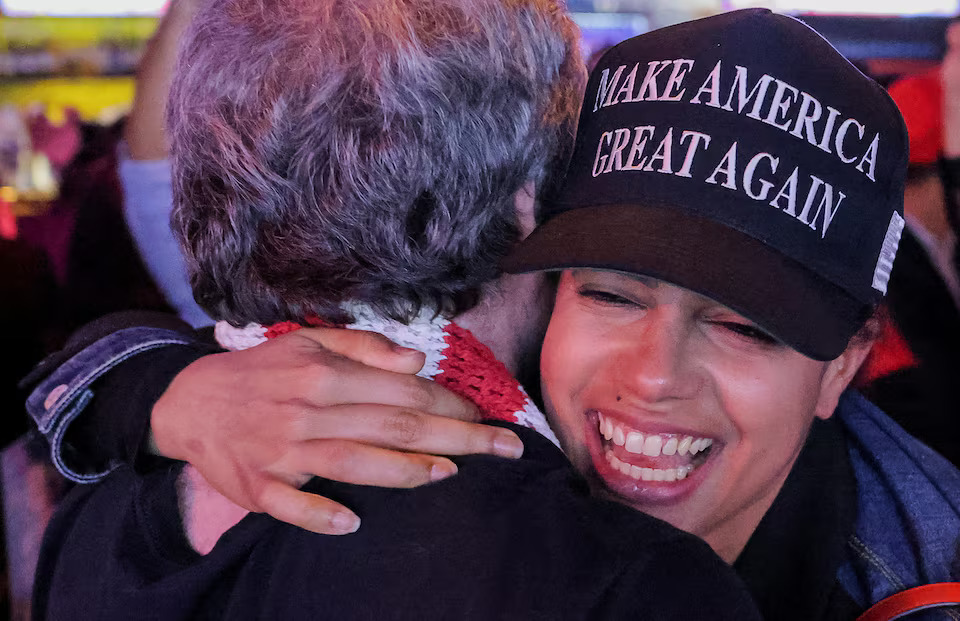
[[287, 357, 479, 423], [256, 437, 472, 535], [281, 327, 479, 422], [292, 328, 427, 374], [256, 479, 362, 535], [279, 439, 461, 490], [286, 404, 524, 458]]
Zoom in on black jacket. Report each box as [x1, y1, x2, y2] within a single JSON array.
[[34, 424, 760, 620]]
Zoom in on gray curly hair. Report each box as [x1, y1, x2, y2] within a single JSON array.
[[168, 0, 585, 325]]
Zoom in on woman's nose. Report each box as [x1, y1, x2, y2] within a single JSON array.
[[611, 310, 700, 406]]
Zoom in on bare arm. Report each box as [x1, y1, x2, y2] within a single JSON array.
[[124, 0, 199, 160], [944, 22, 960, 158], [940, 22, 960, 241]]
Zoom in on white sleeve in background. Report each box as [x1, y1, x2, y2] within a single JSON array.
[[118, 144, 212, 328]]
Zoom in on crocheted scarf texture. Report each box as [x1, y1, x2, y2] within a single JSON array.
[[215, 303, 559, 447], [182, 305, 559, 555]]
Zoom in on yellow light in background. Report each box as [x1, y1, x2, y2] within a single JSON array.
[[0, 76, 134, 123], [0, 186, 18, 203], [0, 16, 153, 123], [0, 17, 159, 47]]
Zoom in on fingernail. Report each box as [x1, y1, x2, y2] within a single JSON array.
[[330, 511, 360, 534], [493, 432, 524, 458], [392, 343, 421, 355], [430, 461, 458, 482]]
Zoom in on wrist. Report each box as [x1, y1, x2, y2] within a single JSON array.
[[150, 389, 186, 462]]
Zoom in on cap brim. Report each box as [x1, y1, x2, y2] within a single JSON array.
[[503, 204, 866, 361]]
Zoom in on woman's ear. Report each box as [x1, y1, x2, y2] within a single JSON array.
[[813, 315, 880, 420]]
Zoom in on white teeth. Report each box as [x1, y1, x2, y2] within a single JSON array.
[[613, 426, 626, 447], [689, 438, 713, 455], [597, 416, 713, 460], [624, 431, 645, 454], [601, 417, 614, 441], [662, 437, 678, 456], [642, 435, 663, 457], [603, 449, 696, 484]]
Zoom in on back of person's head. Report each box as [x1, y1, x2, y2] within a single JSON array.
[[168, 0, 585, 325]]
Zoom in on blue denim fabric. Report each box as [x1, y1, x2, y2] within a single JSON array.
[[836, 391, 960, 618], [26, 327, 194, 483]]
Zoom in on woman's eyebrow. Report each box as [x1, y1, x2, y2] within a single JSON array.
[[571, 269, 661, 289]]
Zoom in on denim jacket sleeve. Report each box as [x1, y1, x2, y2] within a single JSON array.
[[25, 326, 200, 483]]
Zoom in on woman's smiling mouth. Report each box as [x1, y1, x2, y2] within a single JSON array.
[[585, 409, 719, 495]]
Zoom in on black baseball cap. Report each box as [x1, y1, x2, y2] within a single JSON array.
[[504, 8, 908, 361]]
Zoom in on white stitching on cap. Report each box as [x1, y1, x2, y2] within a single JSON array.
[[872, 212, 904, 294]]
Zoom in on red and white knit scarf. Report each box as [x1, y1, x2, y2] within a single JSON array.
[[215, 303, 559, 446], [182, 305, 560, 555]]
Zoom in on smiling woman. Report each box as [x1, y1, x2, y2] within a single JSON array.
[[540, 269, 871, 564], [502, 8, 960, 621]]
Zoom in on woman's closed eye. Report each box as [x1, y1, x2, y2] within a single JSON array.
[[714, 321, 780, 346], [577, 288, 640, 307]]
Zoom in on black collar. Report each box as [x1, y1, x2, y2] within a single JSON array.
[[734, 417, 860, 621]]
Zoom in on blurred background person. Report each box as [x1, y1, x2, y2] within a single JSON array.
[[118, 0, 210, 328], [857, 21, 960, 466]]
